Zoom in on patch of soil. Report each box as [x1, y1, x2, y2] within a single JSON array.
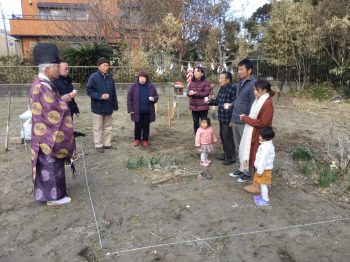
[[0, 95, 350, 262]]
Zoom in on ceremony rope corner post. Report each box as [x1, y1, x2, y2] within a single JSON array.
[[80, 136, 103, 250]]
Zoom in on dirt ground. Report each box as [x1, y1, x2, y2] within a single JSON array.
[[0, 90, 350, 262]]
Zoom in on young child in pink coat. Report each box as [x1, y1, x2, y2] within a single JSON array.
[[195, 117, 218, 167]]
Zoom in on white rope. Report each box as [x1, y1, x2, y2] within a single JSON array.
[[106, 217, 350, 256], [80, 136, 103, 249]]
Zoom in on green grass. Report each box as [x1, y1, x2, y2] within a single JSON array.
[[310, 84, 334, 101], [148, 156, 162, 167], [299, 162, 312, 177], [301, 83, 334, 101], [126, 156, 146, 169], [291, 146, 314, 161], [317, 165, 337, 188], [164, 156, 186, 166], [126, 155, 186, 170]]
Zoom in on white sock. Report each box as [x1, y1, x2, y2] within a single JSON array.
[[261, 184, 269, 201], [201, 152, 206, 162]]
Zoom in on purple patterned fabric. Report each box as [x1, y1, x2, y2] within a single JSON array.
[[34, 151, 66, 201], [29, 76, 75, 202]]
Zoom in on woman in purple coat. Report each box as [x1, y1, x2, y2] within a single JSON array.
[[187, 66, 212, 134], [127, 71, 159, 147]]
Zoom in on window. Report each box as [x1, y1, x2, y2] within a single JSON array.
[[120, 4, 142, 25], [38, 5, 89, 20]]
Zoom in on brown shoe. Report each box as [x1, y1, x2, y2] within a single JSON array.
[[96, 147, 104, 153], [133, 140, 141, 146], [142, 140, 149, 147], [244, 184, 261, 194]]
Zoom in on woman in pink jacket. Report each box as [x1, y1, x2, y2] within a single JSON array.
[[195, 117, 218, 167]]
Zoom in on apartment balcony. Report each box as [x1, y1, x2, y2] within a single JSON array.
[[9, 15, 97, 37]]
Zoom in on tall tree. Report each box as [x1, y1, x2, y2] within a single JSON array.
[[314, 0, 350, 86], [223, 20, 240, 65], [146, 13, 183, 63], [138, 0, 183, 25], [244, 3, 272, 42], [181, 0, 231, 61], [260, 0, 316, 89]]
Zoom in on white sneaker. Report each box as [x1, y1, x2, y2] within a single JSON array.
[[47, 196, 71, 206], [229, 170, 243, 178]]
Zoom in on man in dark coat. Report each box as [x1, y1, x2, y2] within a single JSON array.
[[53, 61, 80, 117], [53, 61, 86, 138], [87, 57, 118, 153]]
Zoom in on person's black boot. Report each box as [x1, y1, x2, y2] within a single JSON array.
[[74, 131, 86, 137], [222, 159, 236, 165]]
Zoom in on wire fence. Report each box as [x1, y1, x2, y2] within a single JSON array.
[[0, 66, 176, 85], [0, 64, 330, 86]]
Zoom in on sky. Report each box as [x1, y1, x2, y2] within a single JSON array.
[[0, 0, 270, 30], [231, 0, 270, 18], [0, 0, 22, 30]]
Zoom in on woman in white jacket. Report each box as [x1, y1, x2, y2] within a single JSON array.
[[252, 127, 275, 206]]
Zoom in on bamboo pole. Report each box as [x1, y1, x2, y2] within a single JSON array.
[[5, 91, 11, 152]]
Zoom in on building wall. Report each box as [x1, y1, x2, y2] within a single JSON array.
[[10, 0, 144, 58], [21, 0, 88, 16], [0, 35, 22, 56], [21, 37, 39, 57], [10, 19, 100, 37]]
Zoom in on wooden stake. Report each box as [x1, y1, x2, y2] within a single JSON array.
[[5, 91, 11, 152]]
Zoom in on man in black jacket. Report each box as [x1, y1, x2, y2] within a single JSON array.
[[54, 61, 80, 117], [54, 61, 86, 138], [87, 57, 118, 153]]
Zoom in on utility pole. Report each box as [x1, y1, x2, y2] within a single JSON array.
[[0, 3, 10, 55]]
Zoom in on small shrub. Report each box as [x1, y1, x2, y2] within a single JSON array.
[[291, 146, 314, 161], [62, 43, 113, 66], [306, 83, 334, 101], [317, 165, 337, 188], [320, 130, 350, 176], [163, 156, 186, 166], [0, 55, 35, 84], [341, 85, 350, 99], [299, 162, 312, 177], [126, 156, 146, 169], [148, 156, 162, 167], [126, 155, 185, 170]]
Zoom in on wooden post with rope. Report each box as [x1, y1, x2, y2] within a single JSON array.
[[168, 81, 185, 126], [5, 91, 11, 152]]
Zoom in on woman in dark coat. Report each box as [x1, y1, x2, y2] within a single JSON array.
[[187, 66, 212, 134], [127, 71, 159, 147]]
